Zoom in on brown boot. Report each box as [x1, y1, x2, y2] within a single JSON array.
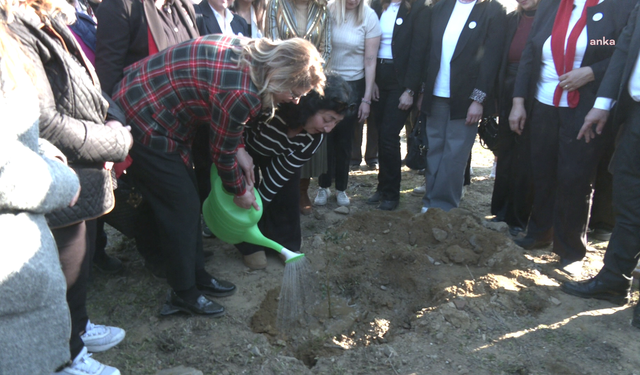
[[299, 178, 312, 215]]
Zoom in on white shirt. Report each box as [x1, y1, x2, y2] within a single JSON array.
[[377, 1, 400, 59], [433, 0, 476, 98], [535, 0, 602, 107], [628, 54, 640, 102], [210, 4, 236, 35], [249, 5, 263, 38]]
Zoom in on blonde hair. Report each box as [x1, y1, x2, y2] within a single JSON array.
[[237, 37, 326, 118], [329, 0, 367, 25], [0, 1, 35, 90], [28, 0, 76, 24]]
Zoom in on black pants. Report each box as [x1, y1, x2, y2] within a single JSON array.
[[527, 100, 613, 261], [320, 79, 363, 191], [236, 152, 302, 255], [589, 143, 615, 231], [491, 86, 534, 229], [370, 63, 411, 201], [601, 102, 640, 280], [128, 142, 206, 291], [53, 219, 96, 360]]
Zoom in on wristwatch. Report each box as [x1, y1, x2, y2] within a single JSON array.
[[405, 88, 414, 97]]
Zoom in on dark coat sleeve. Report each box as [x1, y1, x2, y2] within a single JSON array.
[[597, 2, 640, 99], [95, 0, 135, 96], [404, 4, 431, 93], [473, 1, 507, 99]]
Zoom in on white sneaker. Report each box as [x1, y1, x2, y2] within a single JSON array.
[[336, 190, 350, 206], [412, 182, 426, 196], [55, 347, 120, 375], [489, 160, 497, 179], [420, 206, 429, 214], [81, 320, 125, 353], [314, 187, 330, 206]]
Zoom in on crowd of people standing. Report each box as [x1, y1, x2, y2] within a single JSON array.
[[2, 0, 640, 372]]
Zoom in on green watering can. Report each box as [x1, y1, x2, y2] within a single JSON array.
[[202, 164, 305, 263]]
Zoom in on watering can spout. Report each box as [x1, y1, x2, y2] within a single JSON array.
[[244, 226, 284, 253]]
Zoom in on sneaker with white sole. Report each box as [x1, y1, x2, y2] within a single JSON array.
[[412, 182, 426, 196], [336, 190, 350, 206], [314, 187, 330, 206], [55, 347, 120, 375], [421, 206, 429, 214], [81, 320, 125, 353]]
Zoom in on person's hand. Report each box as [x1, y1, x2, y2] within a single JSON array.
[[106, 120, 133, 148], [69, 186, 81, 207], [372, 83, 380, 102], [509, 98, 526, 135], [236, 147, 255, 186], [233, 189, 260, 210], [559, 67, 595, 92], [466, 101, 483, 126], [577, 108, 610, 143], [358, 102, 370, 123], [398, 91, 413, 111]]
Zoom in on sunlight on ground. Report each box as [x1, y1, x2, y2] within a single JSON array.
[[472, 305, 629, 352]]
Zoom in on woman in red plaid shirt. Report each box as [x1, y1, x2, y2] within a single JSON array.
[[113, 34, 325, 316]]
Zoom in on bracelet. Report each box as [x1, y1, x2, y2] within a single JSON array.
[[361, 98, 371, 105], [469, 88, 487, 104]]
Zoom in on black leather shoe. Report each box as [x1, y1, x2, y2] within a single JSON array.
[[377, 200, 399, 211], [508, 226, 524, 237], [160, 291, 225, 317], [514, 236, 552, 250], [197, 278, 236, 297], [367, 191, 383, 205], [632, 303, 640, 329], [560, 277, 630, 306]]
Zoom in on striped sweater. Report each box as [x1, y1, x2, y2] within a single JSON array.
[[244, 113, 323, 203]]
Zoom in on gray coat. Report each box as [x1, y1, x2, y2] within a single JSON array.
[[0, 65, 80, 374]]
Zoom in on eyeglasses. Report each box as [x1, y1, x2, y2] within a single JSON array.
[[289, 90, 307, 100]]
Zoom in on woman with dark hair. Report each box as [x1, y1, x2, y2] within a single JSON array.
[[366, 0, 429, 211], [237, 73, 354, 269], [489, 0, 539, 235], [265, 0, 332, 214], [419, 0, 506, 214], [509, 0, 636, 275]]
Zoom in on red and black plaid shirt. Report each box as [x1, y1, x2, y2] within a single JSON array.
[[113, 35, 262, 195]]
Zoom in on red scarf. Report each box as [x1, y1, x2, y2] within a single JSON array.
[[550, 0, 598, 108]]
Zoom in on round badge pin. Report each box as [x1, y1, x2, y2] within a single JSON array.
[[469, 21, 477, 29], [396, 18, 403, 26], [593, 13, 603, 21]]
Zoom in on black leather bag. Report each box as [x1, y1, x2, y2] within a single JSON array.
[[478, 116, 499, 152], [101, 179, 142, 238], [405, 112, 428, 171]]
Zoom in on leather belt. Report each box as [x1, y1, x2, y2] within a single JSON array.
[[378, 58, 394, 64]]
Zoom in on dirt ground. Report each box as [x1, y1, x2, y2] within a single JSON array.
[[90, 139, 640, 375]]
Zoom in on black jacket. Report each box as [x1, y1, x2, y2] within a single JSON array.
[[10, 11, 131, 228], [597, 2, 640, 125], [513, 0, 638, 119], [421, 0, 506, 120], [95, 0, 199, 95], [371, 0, 430, 94], [194, 1, 249, 36]]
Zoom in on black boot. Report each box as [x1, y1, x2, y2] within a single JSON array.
[[560, 271, 631, 306]]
